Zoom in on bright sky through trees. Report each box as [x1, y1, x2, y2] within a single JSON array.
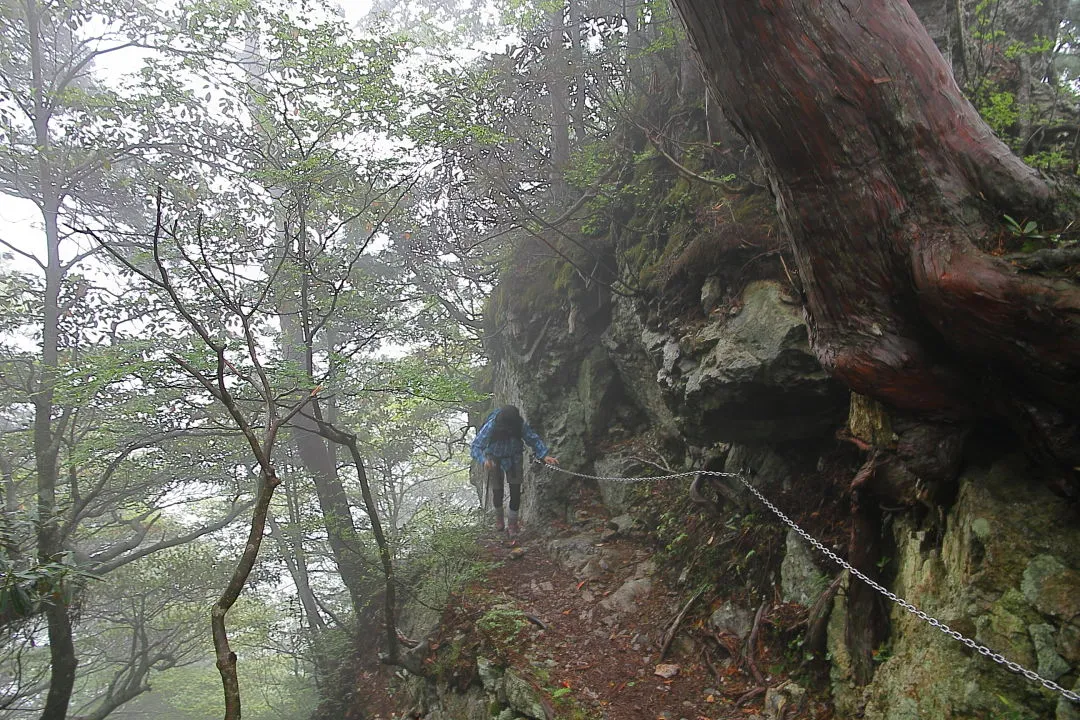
[[0, 0, 378, 274]]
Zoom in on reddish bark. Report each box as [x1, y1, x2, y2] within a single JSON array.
[[669, 0, 1079, 462]]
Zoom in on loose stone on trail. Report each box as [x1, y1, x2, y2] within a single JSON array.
[[654, 663, 680, 679]]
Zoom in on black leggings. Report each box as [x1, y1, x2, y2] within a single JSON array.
[[489, 461, 523, 511]]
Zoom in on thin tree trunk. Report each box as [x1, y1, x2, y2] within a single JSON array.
[[292, 415, 369, 614], [569, 0, 586, 142], [267, 503, 326, 632], [1, 453, 18, 560], [381, 462, 402, 547], [846, 484, 887, 686], [128, 192, 304, 720], [549, 3, 571, 200], [952, 0, 969, 86], [26, 1, 78, 715], [676, 32, 702, 105], [1017, 51, 1033, 142], [625, 0, 646, 80], [212, 467, 280, 720], [908, 0, 954, 73], [284, 480, 326, 631], [314, 424, 399, 665], [37, 201, 77, 720]]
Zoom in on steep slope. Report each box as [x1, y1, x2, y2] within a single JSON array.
[[450, 230, 1080, 719], [347, 169, 1078, 720], [349, 20, 1079, 719]]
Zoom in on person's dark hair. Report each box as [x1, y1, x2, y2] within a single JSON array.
[[491, 405, 523, 441]]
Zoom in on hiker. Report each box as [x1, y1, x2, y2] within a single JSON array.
[[471, 405, 558, 536]]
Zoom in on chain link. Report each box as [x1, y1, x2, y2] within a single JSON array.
[[533, 461, 1080, 704], [532, 461, 740, 484]]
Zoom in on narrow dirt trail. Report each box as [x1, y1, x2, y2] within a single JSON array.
[[356, 499, 834, 720], [474, 528, 721, 720]]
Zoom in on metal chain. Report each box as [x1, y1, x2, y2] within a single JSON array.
[[533, 461, 1080, 704], [531, 461, 740, 484]]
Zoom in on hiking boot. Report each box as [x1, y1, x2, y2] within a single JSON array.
[[494, 507, 505, 532], [506, 509, 520, 537]]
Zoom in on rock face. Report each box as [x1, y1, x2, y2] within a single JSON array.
[[825, 454, 1080, 720], [780, 528, 828, 606], [477, 278, 847, 525], [650, 281, 846, 444], [473, 221, 1080, 718], [403, 662, 551, 720], [708, 600, 755, 640]]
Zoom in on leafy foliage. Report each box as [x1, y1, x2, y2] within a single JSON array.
[[0, 552, 88, 627]]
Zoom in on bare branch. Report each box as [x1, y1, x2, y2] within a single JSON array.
[[90, 500, 249, 575], [0, 237, 46, 271]]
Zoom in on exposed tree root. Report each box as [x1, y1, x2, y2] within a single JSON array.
[[803, 574, 843, 659]]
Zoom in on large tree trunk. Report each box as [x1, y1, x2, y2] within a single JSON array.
[[274, 201, 371, 622], [668, 0, 1080, 481], [28, 1, 78, 710], [314, 427, 400, 666], [568, 0, 586, 142], [279, 305, 370, 620]]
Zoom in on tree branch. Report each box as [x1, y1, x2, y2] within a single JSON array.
[[90, 500, 249, 575]]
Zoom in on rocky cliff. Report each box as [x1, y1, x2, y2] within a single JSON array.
[[379, 25, 1080, 712], [463, 164, 1080, 718]]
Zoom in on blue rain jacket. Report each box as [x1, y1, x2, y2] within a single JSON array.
[[470, 408, 549, 473]]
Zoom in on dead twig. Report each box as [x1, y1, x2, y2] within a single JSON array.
[[689, 474, 723, 515], [395, 630, 420, 649], [524, 614, 547, 630], [804, 574, 843, 658], [659, 588, 704, 659], [779, 252, 803, 300], [735, 685, 765, 707], [850, 451, 879, 492], [1007, 243, 1080, 273], [745, 601, 768, 687], [690, 473, 747, 514], [713, 631, 742, 658], [701, 646, 721, 684]]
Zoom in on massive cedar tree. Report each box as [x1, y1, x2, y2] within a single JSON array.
[[669, 0, 1080, 483]]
